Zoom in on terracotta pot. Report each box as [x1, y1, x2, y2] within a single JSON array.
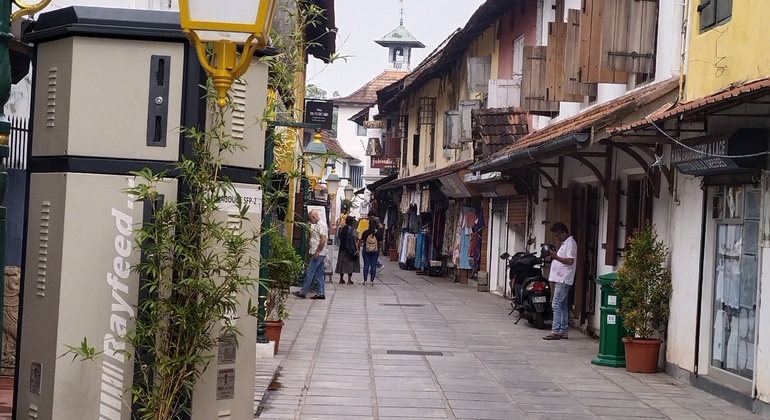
[[389, 248, 398, 261], [622, 337, 662, 373], [266, 321, 285, 355]]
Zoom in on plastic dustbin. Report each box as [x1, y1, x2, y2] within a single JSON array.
[[591, 272, 627, 367]]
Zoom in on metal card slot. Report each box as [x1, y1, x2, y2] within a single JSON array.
[[147, 55, 170, 147]]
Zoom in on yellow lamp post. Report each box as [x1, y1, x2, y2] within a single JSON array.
[[304, 130, 328, 183], [178, 0, 278, 108]]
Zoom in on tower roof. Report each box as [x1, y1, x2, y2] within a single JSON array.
[[375, 25, 425, 48]]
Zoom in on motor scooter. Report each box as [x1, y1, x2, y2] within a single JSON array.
[[502, 244, 554, 329]]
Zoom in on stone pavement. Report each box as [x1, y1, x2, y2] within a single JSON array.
[[253, 260, 763, 420]]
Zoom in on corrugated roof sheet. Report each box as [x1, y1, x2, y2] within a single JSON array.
[[484, 77, 679, 159], [612, 77, 770, 134], [379, 159, 474, 190], [335, 70, 409, 105]]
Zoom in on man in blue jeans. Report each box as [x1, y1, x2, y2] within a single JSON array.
[[543, 222, 577, 340], [293, 210, 329, 299]]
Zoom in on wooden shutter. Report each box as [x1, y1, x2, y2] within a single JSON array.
[[564, 9, 592, 97], [547, 19, 582, 102], [579, 0, 627, 84], [444, 110, 461, 149], [601, 0, 657, 74], [604, 180, 621, 266], [521, 46, 559, 116], [467, 56, 492, 95], [459, 100, 480, 143], [507, 196, 528, 226], [412, 134, 420, 166]]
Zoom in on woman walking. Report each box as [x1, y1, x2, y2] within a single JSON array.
[[335, 216, 360, 284], [361, 219, 384, 285]]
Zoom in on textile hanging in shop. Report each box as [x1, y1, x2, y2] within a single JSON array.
[[433, 207, 446, 255], [420, 190, 431, 213], [400, 191, 409, 213], [473, 210, 486, 272], [457, 207, 476, 270], [405, 233, 417, 259], [443, 203, 460, 256], [415, 234, 426, 270], [408, 206, 420, 232]]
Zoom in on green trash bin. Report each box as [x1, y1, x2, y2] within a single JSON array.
[[591, 272, 627, 367]]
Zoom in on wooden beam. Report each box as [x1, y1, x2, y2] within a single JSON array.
[[603, 146, 614, 201], [526, 165, 558, 189], [568, 154, 609, 192]]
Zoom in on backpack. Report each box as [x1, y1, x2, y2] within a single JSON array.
[[365, 232, 378, 253]]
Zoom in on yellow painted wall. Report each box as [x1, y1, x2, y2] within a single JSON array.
[[686, 0, 770, 100], [399, 24, 499, 177]]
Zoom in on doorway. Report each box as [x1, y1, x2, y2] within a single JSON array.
[[572, 185, 600, 323], [489, 198, 508, 295]]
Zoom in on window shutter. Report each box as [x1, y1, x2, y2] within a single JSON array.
[[459, 100, 480, 143], [507, 196, 528, 226], [546, 21, 581, 102], [578, 0, 602, 87], [698, 0, 716, 30], [467, 56, 492, 95], [604, 180, 620, 266], [564, 9, 592, 97], [716, 0, 732, 24], [521, 46, 559, 116], [444, 110, 461, 149], [601, 0, 658, 74], [488, 79, 521, 108]]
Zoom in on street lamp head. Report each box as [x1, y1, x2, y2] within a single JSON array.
[[325, 169, 340, 197], [304, 131, 328, 181], [178, 0, 278, 107], [343, 184, 355, 201]]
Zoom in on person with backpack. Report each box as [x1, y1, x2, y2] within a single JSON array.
[[335, 216, 360, 284], [361, 220, 384, 285]]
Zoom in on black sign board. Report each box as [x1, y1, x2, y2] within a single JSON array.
[[671, 128, 769, 176], [304, 100, 334, 130]]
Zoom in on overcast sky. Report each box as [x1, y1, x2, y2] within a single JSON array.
[[306, 0, 486, 98]]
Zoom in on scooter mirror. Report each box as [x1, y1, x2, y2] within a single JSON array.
[[500, 252, 510, 260]]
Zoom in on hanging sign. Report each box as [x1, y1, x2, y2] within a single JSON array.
[[303, 100, 334, 130], [672, 128, 769, 176], [371, 156, 399, 168]]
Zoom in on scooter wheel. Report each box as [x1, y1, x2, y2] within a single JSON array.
[[534, 312, 546, 330]]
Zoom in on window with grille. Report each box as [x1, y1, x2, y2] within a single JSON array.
[[419, 97, 436, 125], [699, 0, 732, 31], [350, 166, 363, 188]]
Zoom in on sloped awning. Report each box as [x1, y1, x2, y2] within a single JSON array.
[[379, 159, 476, 198], [471, 77, 679, 172], [357, 173, 398, 195], [611, 77, 770, 135]]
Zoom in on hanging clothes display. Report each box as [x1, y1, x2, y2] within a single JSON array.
[[473, 210, 486, 272], [432, 205, 446, 256], [400, 191, 409, 213], [420, 190, 431, 213], [443, 203, 460, 257], [458, 207, 477, 270], [415, 234, 426, 270]]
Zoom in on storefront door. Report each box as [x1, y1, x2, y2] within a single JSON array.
[[711, 185, 760, 381]]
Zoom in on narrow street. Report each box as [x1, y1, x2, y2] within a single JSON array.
[[254, 260, 762, 420]]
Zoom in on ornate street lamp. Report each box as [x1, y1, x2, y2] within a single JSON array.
[[325, 169, 340, 197], [0, 0, 51, 369], [178, 0, 278, 108], [343, 183, 354, 201], [304, 130, 328, 182]]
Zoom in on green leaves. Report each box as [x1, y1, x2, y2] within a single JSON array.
[[614, 224, 673, 338]]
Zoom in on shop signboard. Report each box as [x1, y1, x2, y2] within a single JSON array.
[[371, 156, 399, 168], [671, 128, 769, 176], [303, 100, 334, 130]]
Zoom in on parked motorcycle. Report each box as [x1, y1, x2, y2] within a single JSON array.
[[502, 244, 554, 329]]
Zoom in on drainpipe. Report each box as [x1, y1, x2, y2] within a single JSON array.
[[470, 133, 590, 173], [693, 186, 708, 377]]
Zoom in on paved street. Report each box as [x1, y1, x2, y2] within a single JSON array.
[[254, 259, 763, 420]]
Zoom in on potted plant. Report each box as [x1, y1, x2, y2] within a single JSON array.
[[613, 223, 672, 373], [264, 231, 305, 355]]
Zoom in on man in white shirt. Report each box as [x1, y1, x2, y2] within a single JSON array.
[[543, 222, 577, 340], [293, 210, 329, 300]]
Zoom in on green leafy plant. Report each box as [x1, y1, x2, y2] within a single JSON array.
[[341, 197, 358, 210], [264, 231, 305, 321], [614, 223, 672, 338]]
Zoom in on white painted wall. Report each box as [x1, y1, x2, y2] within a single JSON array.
[[335, 104, 369, 170]]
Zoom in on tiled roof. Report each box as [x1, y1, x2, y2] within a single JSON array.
[[487, 77, 679, 158], [335, 70, 409, 105], [379, 159, 474, 190], [320, 130, 356, 161], [474, 107, 529, 155], [612, 77, 770, 134]]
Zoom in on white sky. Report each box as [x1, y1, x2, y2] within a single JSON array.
[[306, 0, 486, 97]]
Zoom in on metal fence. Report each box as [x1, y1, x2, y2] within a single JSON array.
[[3, 116, 28, 170]]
